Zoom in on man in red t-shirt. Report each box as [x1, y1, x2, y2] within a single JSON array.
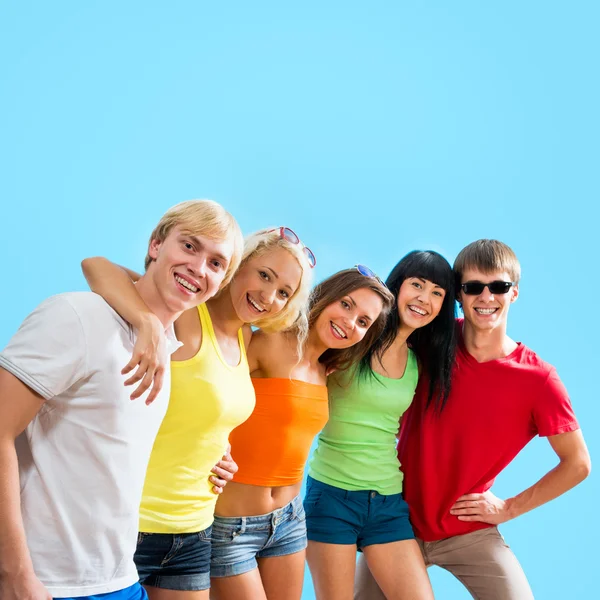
[[355, 239, 590, 600]]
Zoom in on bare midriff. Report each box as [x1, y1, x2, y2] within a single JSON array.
[[215, 377, 328, 517], [215, 480, 302, 517]]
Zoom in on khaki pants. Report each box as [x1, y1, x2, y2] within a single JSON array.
[[354, 527, 534, 600]]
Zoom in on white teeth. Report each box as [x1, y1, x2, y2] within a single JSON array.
[[248, 296, 265, 312], [175, 275, 198, 293], [331, 322, 347, 338], [409, 305, 427, 316], [475, 308, 496, 314]]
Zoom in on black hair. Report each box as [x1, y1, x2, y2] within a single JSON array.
[[358, 250, 457, 412]]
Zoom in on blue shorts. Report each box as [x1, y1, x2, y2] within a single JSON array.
[[210, 494, 307, 578], [134, 526, 212, 591], [55, 582, 148, 600], [304, 476, 414, 548]]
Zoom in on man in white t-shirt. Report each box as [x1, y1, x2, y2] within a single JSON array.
[[0, 200, 243, 600]]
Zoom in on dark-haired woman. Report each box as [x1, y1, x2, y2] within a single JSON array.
[[305, 251, 456, 600], [210, 268, 394, 600]]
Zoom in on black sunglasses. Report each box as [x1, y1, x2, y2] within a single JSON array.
[[460, 280, 516, 295]]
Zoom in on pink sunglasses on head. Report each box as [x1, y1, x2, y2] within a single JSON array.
[[268, 226, 316, 268]]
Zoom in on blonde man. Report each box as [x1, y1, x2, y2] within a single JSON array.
[[80, 225, 315, 599], [0, 200, 242, 600]]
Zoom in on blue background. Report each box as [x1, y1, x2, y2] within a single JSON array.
[[1, 2, 597, 597]]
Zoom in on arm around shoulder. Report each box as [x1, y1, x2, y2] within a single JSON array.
[[82, 256, 142, 283], [81, 257, 149, 328], [82, 257, 169, 403]]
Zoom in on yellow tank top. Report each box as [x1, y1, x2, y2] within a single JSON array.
[[139, 303, 256, 533]]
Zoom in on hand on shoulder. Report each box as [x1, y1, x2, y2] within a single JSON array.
[[123, 313, 167, 404]]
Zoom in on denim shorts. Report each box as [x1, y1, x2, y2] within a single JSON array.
[[55, 582, 148, 599], [210, 494, 307, 578], [304, 476, 414, 548], [134, 526, 212, 591]]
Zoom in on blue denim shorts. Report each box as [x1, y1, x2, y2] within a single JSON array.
[[304, 476, 414, 548], [210, 494, 307, 578], [134, 526, 212, 591], [55, 582, 148, 599]]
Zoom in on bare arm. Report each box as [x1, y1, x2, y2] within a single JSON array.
[[505, 430, 590, 519], [81, 257, 146, 325], [0, 369, 51, 599], [451, 430, 591, 524], [81, 257, 167, 403]]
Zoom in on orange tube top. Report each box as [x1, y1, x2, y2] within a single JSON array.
[[229, 378, 329, 487]]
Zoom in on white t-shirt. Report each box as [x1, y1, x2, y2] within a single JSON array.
[[0, 292, 181, 597]]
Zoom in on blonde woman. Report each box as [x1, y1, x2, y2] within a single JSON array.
[[81, 226, 315, 600]]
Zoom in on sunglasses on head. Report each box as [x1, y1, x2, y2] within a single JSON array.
[[355, 264, 387, 287], [268, 226, 316, 268], [460, 280, 516, 295]]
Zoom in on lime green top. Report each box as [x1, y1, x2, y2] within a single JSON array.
[[308, 349, 418, 495]]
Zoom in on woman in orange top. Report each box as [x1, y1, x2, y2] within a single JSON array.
[[210, 266, 394, 600]]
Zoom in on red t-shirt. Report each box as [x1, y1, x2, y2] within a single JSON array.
[[399, 320, 579, 542]]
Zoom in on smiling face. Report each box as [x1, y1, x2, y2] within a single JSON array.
[[227, 246, 303, 324], [313, 287, 385, 350], [459, 267, 518, 333], [147, 226, 235, 315], [397, 277, 447, 332]]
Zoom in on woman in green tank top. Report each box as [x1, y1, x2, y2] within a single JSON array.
[[305, 251, 457, 600]]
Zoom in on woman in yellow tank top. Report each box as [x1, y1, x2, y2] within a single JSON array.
[[209, 267, 394, 600], [82, 225, 315, 600]]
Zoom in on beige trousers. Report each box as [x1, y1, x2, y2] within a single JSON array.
[[354, 527, 534, 600]]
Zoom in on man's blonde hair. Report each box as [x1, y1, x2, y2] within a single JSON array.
[[236, 228, 314, 343], [145, 199, 244, 288], [454, 239, 521, 284]]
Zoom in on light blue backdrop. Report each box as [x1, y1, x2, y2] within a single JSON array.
[[1, 2, 598, 598]]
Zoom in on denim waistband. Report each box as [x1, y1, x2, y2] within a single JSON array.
[[307, 475, 400, 503], [213, 494, 303, 528]]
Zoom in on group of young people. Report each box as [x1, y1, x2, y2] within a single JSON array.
[[0, 199, 590, 600]]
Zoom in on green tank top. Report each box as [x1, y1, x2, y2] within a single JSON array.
[[308, 349, 418, 495]]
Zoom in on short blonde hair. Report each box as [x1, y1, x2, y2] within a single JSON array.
[[145, 199, 244, 288], [454, 239, 521, 284], [236, 228, 314, 341]]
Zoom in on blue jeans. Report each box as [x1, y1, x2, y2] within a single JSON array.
[[210, 494, 307, 578], [134, 526, 212, 591]]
